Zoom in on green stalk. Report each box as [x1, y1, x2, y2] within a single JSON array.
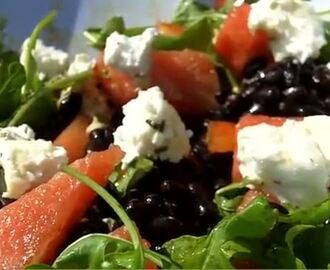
[[61, 165, 144, 269], [225, 67, 240, 94], [44, 70, 91, 91], [22, 11, 57, 92]]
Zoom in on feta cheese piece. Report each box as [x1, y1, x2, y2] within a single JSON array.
[[104, 28, 157, 76], [113, 86, 191, 165], [0, 125, 68, 199], [248, 0, 326, 63], [0, 124, 35, 141], [237, 116, 330, 208], [67, 53, 95, 76], [20, 38, 69, 80]]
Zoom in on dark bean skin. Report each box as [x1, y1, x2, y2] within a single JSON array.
[[283, 86, 308, 102], [146, 215, 184, 245], [253, 86, 281, 103], [86, 127, 113, 152], [243, 57, 268, 79], [248, 103, 268, 114]]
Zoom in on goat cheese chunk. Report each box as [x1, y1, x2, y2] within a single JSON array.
[[0, 125, 68, 199], [237, 116, 330, 208], [114, 86, 192, 166], [104, 28, 157, 76], [67, 53, 95, 76], [20, 38, 69, 80], [248, 0, 326, 63]]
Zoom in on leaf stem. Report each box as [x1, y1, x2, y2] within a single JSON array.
[[23, 11, 57, 92], [44, 71, 91, 91], [61, 165, 144, 269], [225, 67, 240, 94]]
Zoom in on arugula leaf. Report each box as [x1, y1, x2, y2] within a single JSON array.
[[153, 17, 216, 54], [286, 224, 330, 269], [20, 11, 56, 97], [25, 264, 55, 269], [109, 158, 153, 197], [84, 16, 125, 49], [172, 0, 226, 27], [61, 166, 145, 269], [279, 198, 330, 225], [163, 197, 279, 269], [213, 181, 249, 216], [0, 51, 25, 122], [319, 21, 330, 63]]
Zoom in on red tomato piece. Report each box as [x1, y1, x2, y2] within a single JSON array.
[[54, 113, 91, 163], [94, 53, 139, 106], [206, 121, 236, 153], [214, 4, 271, 77], [0, 146, 123, 269], [150, 49, 219, 115]]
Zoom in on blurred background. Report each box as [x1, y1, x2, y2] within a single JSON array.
[[0, 0, 327, 55]]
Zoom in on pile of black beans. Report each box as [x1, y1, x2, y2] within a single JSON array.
[[211, 58, 330, 121], [121, 159, 222, 246]]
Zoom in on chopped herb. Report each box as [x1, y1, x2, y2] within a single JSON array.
[[146, 119, 166, 132], [154, 145, 168, 154], [0, 167, 6, 194]]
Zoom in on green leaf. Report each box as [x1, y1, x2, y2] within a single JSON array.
[[163, 197, 279, 269], [53, 234, 134, 269], [172, 0, 226, 27], [61, 166, 145, 269], [0, 51, 26, 122], [286, 223, 330, 268], [153, 17, 216, 54], [214, 181, 249, 216], [279, 197, 330, 225], [319, 21, 330, 63], [84, 16, 125, 49], [20, 11, 56, 96], [109, 158, 153, 197], [224, 196, 278, 239], [7, 89, 57, 132]]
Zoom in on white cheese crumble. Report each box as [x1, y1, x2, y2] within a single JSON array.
[[104, 28, 157, 76], [237, 116, 330, 208], [67, 53, 95, 76], [0, 125, 68, 199], [248, 0, 326, 63], [20, 38, 69, 80], [113, 86, 192, 166]]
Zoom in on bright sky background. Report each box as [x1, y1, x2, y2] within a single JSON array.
[[0, 0, 327, 55]]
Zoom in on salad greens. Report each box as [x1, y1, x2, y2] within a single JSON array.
[[0, 11, 90, 132], [109, 158, 153, 198], [1, 0, 330, 269]]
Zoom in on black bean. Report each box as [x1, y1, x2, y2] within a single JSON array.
[[294, 105, 327, 116], [242, 86, 258, 100], [87, 127, 113, 152], [278, 101, 294, 116], [143, 194, 163, 215], [282, 58, 301, 87], [146, 216, 184, 245], [248, 103, 267, 114], [283, 86, 308, 102], [125, 199, 146, 221], [187, 182, 210, 201], [243, 57, 268, 79], [162, 199, 178, 216], [259, 65, 283, 85], [125, 188, 143, 201], [312, 66, 330, 88], [253, 86, 281, 103], [213, 178, 231, 191], [58, 92, 82, 120]]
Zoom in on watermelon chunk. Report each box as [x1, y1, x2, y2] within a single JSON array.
[[0, 146, 123, 269]]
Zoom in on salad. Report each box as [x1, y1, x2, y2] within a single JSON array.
[[0, 0, 330, 268]]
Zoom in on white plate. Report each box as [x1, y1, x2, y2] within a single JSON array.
[[0, 0, 326, 55]]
